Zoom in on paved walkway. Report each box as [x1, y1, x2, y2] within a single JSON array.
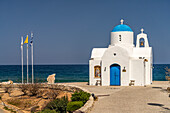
[[65, 81, 170, 113]]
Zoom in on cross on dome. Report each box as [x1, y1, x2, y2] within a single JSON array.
[[120, 19, 124, 24], [141, 28, 144, 33]]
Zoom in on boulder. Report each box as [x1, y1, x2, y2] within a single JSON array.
[[47, 74, 56, 84]]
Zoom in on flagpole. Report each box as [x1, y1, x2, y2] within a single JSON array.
[[27, 35, 29, 84], [21, 36, 24, 84], [31, 32, 34, 84]]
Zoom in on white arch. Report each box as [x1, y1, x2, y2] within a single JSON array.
[[136, 31, 149, 48]]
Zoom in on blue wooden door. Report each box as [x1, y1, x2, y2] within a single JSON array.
[[110, 64, 120, 85]]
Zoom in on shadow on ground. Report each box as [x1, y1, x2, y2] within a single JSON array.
[[152, 87, 162, 89], [148, 103, 170, 111]]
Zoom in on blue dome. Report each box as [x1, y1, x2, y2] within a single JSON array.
[[112, 24, 133, 32]]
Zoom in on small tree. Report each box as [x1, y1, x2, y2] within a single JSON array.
[[28, 84, 40, 96], [18, 84, 28, 95]]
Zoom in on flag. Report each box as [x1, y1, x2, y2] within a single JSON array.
[[30, 32, 33, 46], [21, 36, 23, 46], [24, 35, 28, 44]]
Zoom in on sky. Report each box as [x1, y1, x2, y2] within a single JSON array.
[[0, 0, 170, 65]]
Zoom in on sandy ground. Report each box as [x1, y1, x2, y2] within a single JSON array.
[[64, 81, 170, 113]]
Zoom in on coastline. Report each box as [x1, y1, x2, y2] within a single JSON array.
[[0, 64, 168, 84]]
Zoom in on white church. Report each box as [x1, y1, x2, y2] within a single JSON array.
[[89, 19, 153, 86]]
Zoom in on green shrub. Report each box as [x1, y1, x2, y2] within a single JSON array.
[[67, 101, 83, 113], [45, 96, 68, 113], [37, 109, 57, 113], [71, 91, 90, 104]]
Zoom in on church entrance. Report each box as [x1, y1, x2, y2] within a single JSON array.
[[110, 64, 121, 86]]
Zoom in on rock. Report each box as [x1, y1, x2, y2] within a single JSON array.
[[47, 74, 56, 84], [9, 80, 13, 84], [2, 80, 13, 84]]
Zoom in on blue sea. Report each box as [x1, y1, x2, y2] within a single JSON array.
[[0, 64, 168, 83]]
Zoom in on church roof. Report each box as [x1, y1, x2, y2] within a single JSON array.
[[112, 24, 133, 32], [91, 48, 107, 59]]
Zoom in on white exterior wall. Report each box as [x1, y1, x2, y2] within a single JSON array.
[[145, 57, 150, 85], [89, 60, 101, 85], [145, 56, 153, 85], [130, 59, 144, 86], [132, 47, 153, 85], [101, 46, 130, 86]]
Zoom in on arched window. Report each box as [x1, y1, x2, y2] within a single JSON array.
[[139, 38, 145, 47], [94, 66, 101, 78]]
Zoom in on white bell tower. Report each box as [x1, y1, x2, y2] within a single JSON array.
[[136, 28, 149, 48]]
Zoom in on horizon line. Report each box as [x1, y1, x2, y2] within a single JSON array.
[[0, 63, 169, 65]]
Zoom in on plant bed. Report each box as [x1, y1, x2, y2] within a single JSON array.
[[0, 84, 73, 112]]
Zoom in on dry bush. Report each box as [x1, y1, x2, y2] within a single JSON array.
[[23, 100, 32, 108], [41, 89, 59, 100], [18, 84, 29, 95], [3, 85, 13, 95], [7, 98, 22, 107], [7, 98, 32, 109], [36, 90, 45, 98], [47, 90, 59, 99], [28, 84, 40, 96]]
